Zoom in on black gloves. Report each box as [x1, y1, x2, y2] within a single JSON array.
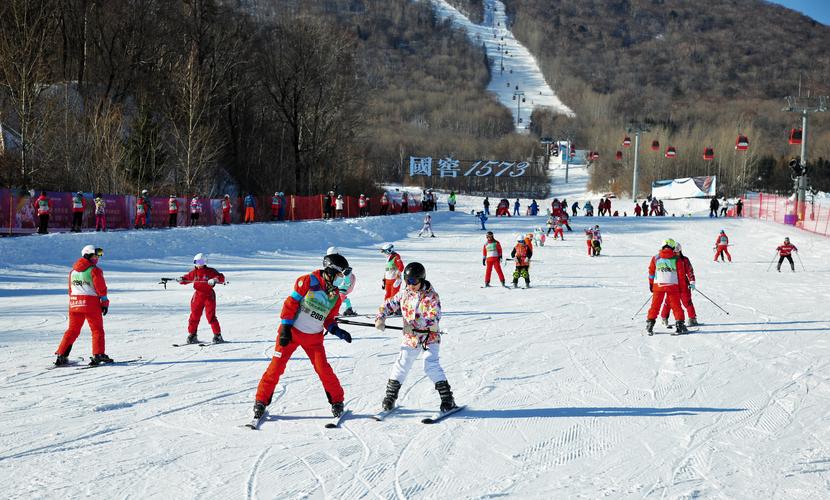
[[649, 283, 653, 293], [381, 281, 386, 290], [101, 306, 108, 316], [278, 324, 292, 347], [327, 324, 352, 343], [482, 257, 486, 266]]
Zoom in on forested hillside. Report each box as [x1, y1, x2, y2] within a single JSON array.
[[0, 0, 536, 196]]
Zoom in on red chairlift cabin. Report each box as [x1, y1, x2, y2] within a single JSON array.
[[703, 147, 715, 160], [735, 135, 749, 151], [789, 128, 802, 145], [664, 146, 677, 158], [651, 140, 660, 151], [590, 151, 600, 160], [615, 150, 623, 161], [622, 136, 632, 148]]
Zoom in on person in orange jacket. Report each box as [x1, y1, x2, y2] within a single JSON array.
[[179, 253, 226, 344], [511, 234, 532, 288], [380, 242, 404, 300], [54, 245, 112, 366], [646, 239, 689, 335], [713, 229, 731, 262], [252, 254, 353, 422], [482, 231, 506, 287], [659, 242, 698, 327], [34, 191, 52, 234]]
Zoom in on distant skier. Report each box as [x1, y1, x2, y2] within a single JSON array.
[[335, 194, 345, 218], [552, 218, 565, 240], [375, 262, 458, 413], [591, 224, 602, 256], [94, 194, 106, 232], [400, 192, 409, 213], [533, 227, 546, 247], [448, 191, 457, 212], [252, 254, 353, 422], [659, 242, 698, 327], [168, 195, 179, 227], [135, 191, 149, 229], [646, 239, 689, 335], [417, 213, 435, 237], [476, 210, 488, 230], [327, 246, 358, 316], [583, 200, 594, 217], [571, 201, 579, 217], [71, 191, 85, 232], [54, 245, 112, 366], [482, 231, 506, 287], [358, 194, 368, 216], [529, 199, 539, 216], [560, 211, 572, 231], [189, 195, 202, 226], [380, 243, 404, 301], [776, 237, 798, 272], [709, 197, 720, 217], [180, 253, 226, 344], [713, 229, 731, 262], [271, 192, 282, 221], [379, 192, 389, 215], [511, 234, 532, 288], [583, 226, 594, 256], [221, 194, 232, 225], [513, 199, 520, 216], [483, 196, 490, 215], [34, 191, 52, 234], [243, 192, 256, 223]]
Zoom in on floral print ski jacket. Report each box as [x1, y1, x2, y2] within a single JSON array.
[[377, 280, 442, 348]]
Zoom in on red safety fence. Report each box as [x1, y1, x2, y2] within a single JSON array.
[[1, 189, 426, 235], [742, 192, 830, 237]]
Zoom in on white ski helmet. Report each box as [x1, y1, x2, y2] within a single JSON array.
[[326, 246, 340, 256], [274, 191, 279, 196], [380, 243, 394, 254], [81, 244, 97, 257], [193, 253, 207, 266], [516, 234, 524, 242]]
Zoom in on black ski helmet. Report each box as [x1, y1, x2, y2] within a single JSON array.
[[323, 253, 351, 278], [402, 262, 426, 285]]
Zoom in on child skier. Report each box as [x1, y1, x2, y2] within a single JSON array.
[[327, 246, 358, 316], [380, 243, 404, 301], [375, 262, 458, 414], [271, 192, 281, 221], [591, 225, 602, 256], [71, 191, 85, 232], [189, 195, 202, 226], [476, 210, 488, 230], [418, 213, 435, 237], [482, 231, 506, 287], [659, 242, 699, 327], [552, 218, 565, 240], [179, 253, 226, 344], [54, 245, 112, 366], [243, 192, 256, 223], [713, 229, 731, 262], [221, 194, 232, 225], [533, 227, 546, 247], [168, 195, 178, 227], [646, 239, 689, 335], [511, 234, 532, 288], [135, 191, 149, 229], [252, 255, 353, 421], [94, 194, 106, 232], [776, 237, 798, 272]]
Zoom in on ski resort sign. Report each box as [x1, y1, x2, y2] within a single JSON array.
[[409, 156, 530, 178]]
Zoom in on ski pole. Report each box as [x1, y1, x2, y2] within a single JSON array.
[[631, 295, 652, 320], [765, 252, 778, 272], [693, 288, 730, 315], [336, 318, 447, 335], [159, 277, 180, 289], [795, 252, 806, 271]]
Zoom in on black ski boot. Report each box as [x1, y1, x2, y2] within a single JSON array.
[[253, 401, 266, 419], [331, 402, 345, 418], [525, 280, 531, 289], [54, 355, 69, 366], [342, 308, 357, 316], [484, 282, 491, 287], [500, 280, 506, 287], [674, 321, 689, 335], [186, 334, 199, 344], [436, 380, 457, 412], [688, 317, 699, 327], [89, 353, 114, 366], [382, 379, 401, 411], [513, 281, 518, 288], [646, 319, 656, 336], [212, 334, 225, 344]]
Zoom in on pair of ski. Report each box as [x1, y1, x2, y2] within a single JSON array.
[[48, 357, 144, 370], [480, 284, 514, 289], [172, 340, 228, 348], [244, 405, 465, 430]]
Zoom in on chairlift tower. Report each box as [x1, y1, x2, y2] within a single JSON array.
[[627, 123, 650, 199], [513, 88, 525, 127], [783, 95, 827, 224]]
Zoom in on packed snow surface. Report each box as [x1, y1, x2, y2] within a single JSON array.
[[429, 0, 575, 131], [2, 195, 830, 498]]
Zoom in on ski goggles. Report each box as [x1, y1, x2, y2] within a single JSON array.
[[93, 248, 104, 257], [328, 264, 352, 277], [405, 275, 421, 285]]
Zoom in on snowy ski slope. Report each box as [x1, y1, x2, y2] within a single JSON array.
[[429, 0, 575, 132], [1, 202, 829, 498]]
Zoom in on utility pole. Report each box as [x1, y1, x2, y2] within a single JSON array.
[[513, 87, 525, 127], [783, 95, 827, 224], [627, 122, 650, 199]]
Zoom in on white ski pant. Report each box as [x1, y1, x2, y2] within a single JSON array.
[[418, 223, 433, 236], [388, 343, 446, 384]]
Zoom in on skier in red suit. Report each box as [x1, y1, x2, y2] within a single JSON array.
[[252, 254, 353, 421], [659, 242, 698, 327], [482, 231, 505, 286], [646, 239, 689, 335], [713, 230, 731, 262], [54, 245, 112, 366], [380, 243, 404, 300], [776, 237, 798, 272], [180, 253, 226, 344]]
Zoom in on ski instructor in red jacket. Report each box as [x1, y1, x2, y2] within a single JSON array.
[[646, 239, 689, 335], [54, 245, 112, 366], [180, 253, 225, 344]]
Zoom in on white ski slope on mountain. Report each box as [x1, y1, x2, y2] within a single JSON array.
[[429, 0, 575, 132], [1, 209, 829, 498]]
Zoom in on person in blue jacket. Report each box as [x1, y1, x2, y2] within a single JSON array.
[[244, 192, 256, 223], [529, 200, 539, 216], [476, 211, 488, 230]]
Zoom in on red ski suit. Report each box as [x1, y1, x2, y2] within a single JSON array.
[[55, 258, 109, 356], [180, 266, 225, 335], [647, 248, 688, 321], [482, 239, 505, 284], [256, 270, 344, 405], [660, 254, 697, 320], [714, 233, 731, 262], [383, 252, 404, 300]]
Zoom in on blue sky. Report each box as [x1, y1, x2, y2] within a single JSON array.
[[767, 0, 830, 25]]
